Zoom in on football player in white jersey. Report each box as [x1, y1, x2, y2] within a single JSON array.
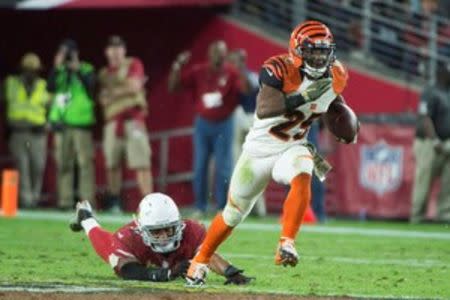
[[186, 20, 353, 286]]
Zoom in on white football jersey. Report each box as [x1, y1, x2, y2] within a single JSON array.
[[243, 77, 337, 157]]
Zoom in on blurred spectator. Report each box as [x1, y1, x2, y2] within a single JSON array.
[[410, 63, 450, 223], [228, 48, 266, 217], [47, 39, 96, 210], [403, 0, 450, 76], [168, 41, 244, 217], [98, 36, 152, 212], [3, 53, 50, 208]]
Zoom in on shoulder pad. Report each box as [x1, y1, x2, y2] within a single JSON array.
[[262, 54, 293, 81]]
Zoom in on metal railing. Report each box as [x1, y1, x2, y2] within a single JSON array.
[[231, 0, 450, 85], [98, 126, 194, 193], [149, 127, 193, 192], [0, 127, 195, 202]]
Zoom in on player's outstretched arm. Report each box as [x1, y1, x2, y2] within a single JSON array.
[[208, 253, 254, 285]]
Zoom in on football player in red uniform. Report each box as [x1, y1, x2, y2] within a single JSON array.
[[70, 193, 252, 284], [186, 20, 356, 286]]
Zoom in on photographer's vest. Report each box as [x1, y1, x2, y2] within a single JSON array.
[[5, 76, 49, 126], [48, 62, 95, 127], [98, 58, 147, 121]]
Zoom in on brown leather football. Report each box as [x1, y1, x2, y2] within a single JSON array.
[[324, 99, 359, 144]]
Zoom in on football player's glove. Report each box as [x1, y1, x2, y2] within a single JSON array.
[[285, 78, 332, 111], [223, 265, 254, 285]]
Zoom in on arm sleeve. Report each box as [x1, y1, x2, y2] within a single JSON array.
[[127, 58, 145, 80], [119, 262, 171, 282], [259, 67, 283, 91]]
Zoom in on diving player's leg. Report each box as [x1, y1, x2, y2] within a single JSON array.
[[70, 200, 114, 263], [187, 151, 272, 285], [272, 145, 314, 267]]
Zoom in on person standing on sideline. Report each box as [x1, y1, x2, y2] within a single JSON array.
[[3, 53, 50, 208], [168, 41, 246, 217], [228, 48, 266, 217], [410, 63, 450, 223], [98, 36, 152, 212], [48, 39, 96, 210]]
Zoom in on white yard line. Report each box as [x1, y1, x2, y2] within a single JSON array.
[[223, 253, 448, 268], [15, 210, 450, 240], [0, 284, 121, 293], [0, 283, 438, 300]]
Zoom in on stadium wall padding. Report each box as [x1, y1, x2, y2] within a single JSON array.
[[0, 8, 421, 216]]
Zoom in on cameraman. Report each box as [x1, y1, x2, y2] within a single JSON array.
[[47, 39, 96, 210]]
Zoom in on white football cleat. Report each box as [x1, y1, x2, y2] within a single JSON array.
[[70, 200, 94, 232], [185, 260, 209, 287], [275, 238, 299, 267]]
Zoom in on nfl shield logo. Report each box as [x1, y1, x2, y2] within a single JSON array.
[[359, 141, 404, 196]]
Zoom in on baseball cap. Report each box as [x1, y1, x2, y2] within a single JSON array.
[[20, 52, 42, 71]]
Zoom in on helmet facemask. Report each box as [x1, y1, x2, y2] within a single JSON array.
[[297, 40, 335, 79], [137, 219, 185, 253]]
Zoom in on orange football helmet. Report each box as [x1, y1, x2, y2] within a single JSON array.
[[289, 20, 336, 78]]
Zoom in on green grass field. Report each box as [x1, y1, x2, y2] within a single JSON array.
[[0, 211, 449, 299]]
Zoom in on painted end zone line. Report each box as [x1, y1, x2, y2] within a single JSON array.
[[13, 210, 450, 240]]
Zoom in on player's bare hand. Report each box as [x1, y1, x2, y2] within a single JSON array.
[[54, 50, 66, 67], [223, 266, 255, 285], [301, 78, 332, 102]]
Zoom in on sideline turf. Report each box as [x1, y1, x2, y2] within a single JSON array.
[[0, 214, 449, 299]]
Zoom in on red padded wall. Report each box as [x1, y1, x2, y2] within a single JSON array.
[[0, 8, 420, 215]]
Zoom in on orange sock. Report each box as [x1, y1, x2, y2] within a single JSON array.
[[195, 213, 233, 264], [281, 173, 312, 240]]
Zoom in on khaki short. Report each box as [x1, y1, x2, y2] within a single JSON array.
[[103, 120, 151, 169]]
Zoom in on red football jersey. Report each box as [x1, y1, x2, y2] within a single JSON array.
[[180, 62, 241, 121], [109, 219, 205, 270]]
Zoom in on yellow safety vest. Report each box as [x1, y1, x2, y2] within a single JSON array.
[[98, 57, 147, 120], [5, 76, 49, 126]]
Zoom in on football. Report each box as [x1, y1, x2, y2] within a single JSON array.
[[323, 99, 359, 143]]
